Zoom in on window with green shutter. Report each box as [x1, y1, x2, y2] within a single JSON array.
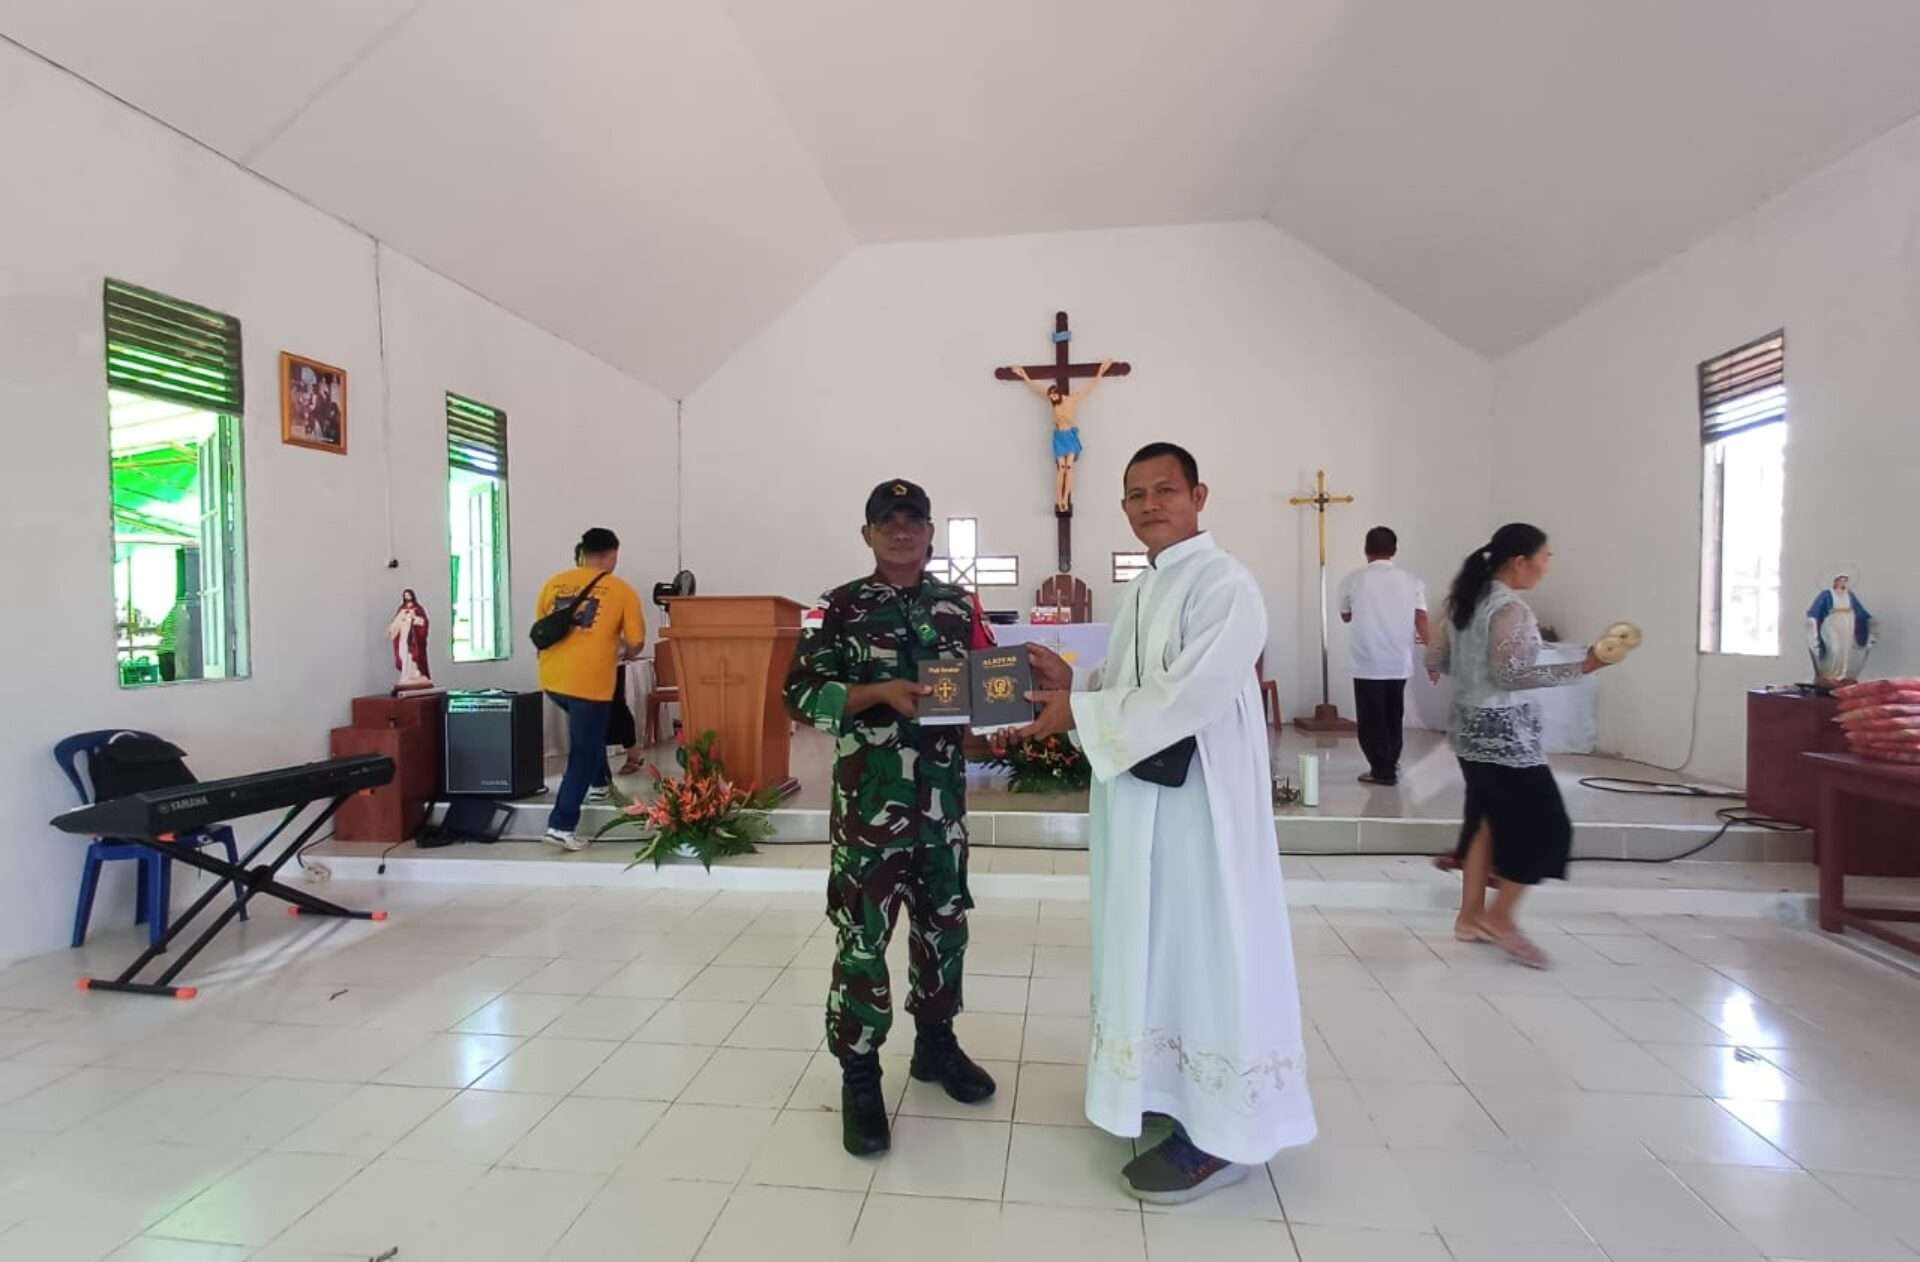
[[447, 393, 511, 661], [104, 279, 250, 688]]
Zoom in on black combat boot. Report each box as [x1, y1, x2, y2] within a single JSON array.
[[910, 1019, 997, 1104], [840, 1051, 891, 1156]]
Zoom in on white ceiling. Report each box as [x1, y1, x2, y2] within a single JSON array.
[[9, 0, 1920, 392]]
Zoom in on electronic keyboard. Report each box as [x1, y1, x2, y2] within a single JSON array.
[[51, 754, 393, 839]]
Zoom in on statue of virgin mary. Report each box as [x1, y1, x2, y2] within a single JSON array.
[[1807, 569, 1876, 686]]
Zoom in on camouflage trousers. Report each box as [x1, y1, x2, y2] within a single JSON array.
[[825, 836, 972, 1059]]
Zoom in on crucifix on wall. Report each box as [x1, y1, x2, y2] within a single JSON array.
[[995, 311, 1132, 572], [1289, 469, 1359, 734]]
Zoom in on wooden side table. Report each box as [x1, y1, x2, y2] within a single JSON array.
[[1806, 752, 1920, 954]]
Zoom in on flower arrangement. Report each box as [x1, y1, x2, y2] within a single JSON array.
[[982, 733, 1092, 794], [592, 731, 778, 868]]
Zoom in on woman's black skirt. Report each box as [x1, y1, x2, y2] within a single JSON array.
[[1453, 758, 1571, 885]]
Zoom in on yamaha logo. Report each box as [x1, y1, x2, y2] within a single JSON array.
[[159, 796, 209, 815]]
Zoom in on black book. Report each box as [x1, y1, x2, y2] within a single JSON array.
[[916, 658, 971, 727], [969, 648, 1036, 735]]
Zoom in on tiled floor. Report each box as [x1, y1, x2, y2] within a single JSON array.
[[3, 881, 1920, 1260]]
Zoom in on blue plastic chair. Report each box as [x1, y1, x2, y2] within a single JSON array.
[[55, 729, 247, 949]]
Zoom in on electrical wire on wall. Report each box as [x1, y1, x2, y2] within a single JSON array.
[[1636, 649, 1706, 774], [373, 242, 399, 568], [674, 397, 685, 571]]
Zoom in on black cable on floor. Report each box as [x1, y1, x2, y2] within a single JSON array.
[[1564, 775, 1803, 862], [377, 800, 440, 875], [295, 827, 335, 871], [1575, 775, 1744, 799]]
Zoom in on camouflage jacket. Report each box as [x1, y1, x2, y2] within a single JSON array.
[[784, 575, 990, 848]]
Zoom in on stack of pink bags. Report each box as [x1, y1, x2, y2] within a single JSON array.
[[1833, 679, 1920, 765]]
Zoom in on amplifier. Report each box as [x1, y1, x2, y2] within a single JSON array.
[[444, 689, 546, 797]]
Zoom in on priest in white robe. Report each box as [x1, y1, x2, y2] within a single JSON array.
[[1016, 441, 1315, 1204]]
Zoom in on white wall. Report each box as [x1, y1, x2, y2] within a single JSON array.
[[1493, 114, 1920, 784], [0, 42, 677, 962], [682, 221, 1494, 716]]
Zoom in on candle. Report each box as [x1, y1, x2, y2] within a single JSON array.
[[1299, 753, 1320, 807]]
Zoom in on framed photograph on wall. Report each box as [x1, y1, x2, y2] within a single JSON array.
[[279, 352, 348, 454]]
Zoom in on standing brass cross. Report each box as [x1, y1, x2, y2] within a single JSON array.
[[1289, 469, 1356, 721]]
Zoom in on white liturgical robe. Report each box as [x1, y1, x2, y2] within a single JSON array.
[[1069, 531, 1315, 1164]]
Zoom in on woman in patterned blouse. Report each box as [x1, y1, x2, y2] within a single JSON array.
[[1426, 523, 1614, 969]]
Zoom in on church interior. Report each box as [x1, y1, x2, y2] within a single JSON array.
[[4, 1, 1920, 1257]]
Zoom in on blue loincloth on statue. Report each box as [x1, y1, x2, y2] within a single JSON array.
[[1052, 426, 1082, 460]]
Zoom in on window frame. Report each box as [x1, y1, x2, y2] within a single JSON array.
[[928, 515, 1019, 590], [1697, 330, 1787, 658], [446, 392, 512, 663], [103, 279, 251, 690]]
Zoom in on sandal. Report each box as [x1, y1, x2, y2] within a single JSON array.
[[1453, 921, 1495, 944], [1487, 928, 1549, 970], [1432, 854, 1461, 873], [616, 754, 646, 776]]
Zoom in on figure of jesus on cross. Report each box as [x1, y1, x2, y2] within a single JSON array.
[[1008, 360, 1111, 514], [997, 311, 1131, 517]]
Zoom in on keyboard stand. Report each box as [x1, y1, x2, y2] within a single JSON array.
[[79, 792, 386, 999]]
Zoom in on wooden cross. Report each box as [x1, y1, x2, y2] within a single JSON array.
[[993, 310, 1133, 398], [1288, 470, 1357, 730], [994, 311, 1132, 572], [696, 658, 749, 727]]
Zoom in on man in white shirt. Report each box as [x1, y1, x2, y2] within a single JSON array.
[[1337, 527, 1429, 786], [1015, 442, 1315, 1203]]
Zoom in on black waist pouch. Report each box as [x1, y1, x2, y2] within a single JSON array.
[[1129, 735, 1197, 787]]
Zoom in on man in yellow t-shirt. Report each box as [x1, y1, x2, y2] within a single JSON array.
[[535, 527, 646, 850]]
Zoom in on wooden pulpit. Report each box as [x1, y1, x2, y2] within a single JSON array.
[[662, 596, 803, 798]]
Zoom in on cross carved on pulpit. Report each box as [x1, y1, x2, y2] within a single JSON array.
[[697, 658, 749, 715]]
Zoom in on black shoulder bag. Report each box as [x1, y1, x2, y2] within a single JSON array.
[[529, 572, 610, 651], [90, 735, 195, 800], [1126, 582, 1199, 787]]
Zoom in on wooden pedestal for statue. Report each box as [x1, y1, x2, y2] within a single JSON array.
[[1748, 688, 1919, 875], [1748, 689, 1846, 827], [330, 691, 444, 843], [663, 597, 802, 799]]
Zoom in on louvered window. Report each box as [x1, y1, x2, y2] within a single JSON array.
[[104, 280, 250, 687], [447, 393, 511, 661], [1698, 332, 1787, 656], [1699, 331, 1785, 441]]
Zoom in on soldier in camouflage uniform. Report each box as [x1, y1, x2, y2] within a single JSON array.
[[784, 478, 998, 1157]]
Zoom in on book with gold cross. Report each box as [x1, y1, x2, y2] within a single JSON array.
[[915, 650, 1036, 732]]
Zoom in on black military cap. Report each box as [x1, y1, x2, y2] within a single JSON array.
[[864, 478, 932, 524]]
